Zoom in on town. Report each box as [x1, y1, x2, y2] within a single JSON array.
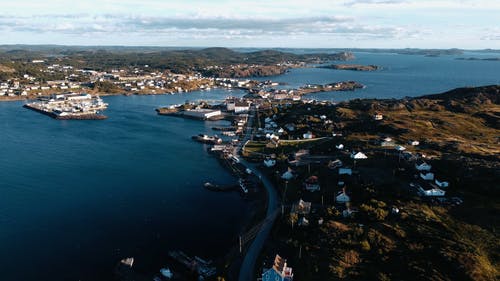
[[124, 84, 498, 281]]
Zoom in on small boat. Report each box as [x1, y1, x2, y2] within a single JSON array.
[[192, 134, 222, 144], [160, 268, 173, 279], [239, 178, 249, 194]]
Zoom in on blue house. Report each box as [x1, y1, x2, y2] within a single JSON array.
[[262, 254, 293, 281]]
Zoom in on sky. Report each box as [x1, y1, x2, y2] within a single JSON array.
[[1, 0, 499, 48]]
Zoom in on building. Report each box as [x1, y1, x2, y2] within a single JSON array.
[[291, 199, 312, 215], [415, 161, 432, 171], [351, 152, 368, 159], [282, 168, 294, 180], [336, 189, 350, 203], [304, 176, 320, 192], [263, 158, 276, 167], [420, 172, 435, 181], [418, 186, 446, 197], [339, 168, 352, 175], [302, 131, 314, 139], [328, 159, 343, 169], [262, 255, 293, 281], [234, 102, 250, 113], [183, 109, 221, 120], [409, 140, 420, 146], [373, 113, 383, 120], [435, 179, 449, 188]]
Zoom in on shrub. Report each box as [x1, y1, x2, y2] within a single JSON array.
[[360, 240, 371, 251]]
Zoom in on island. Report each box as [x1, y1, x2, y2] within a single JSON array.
[[320, 64, 380, 71], [456, 57, 500, 61]]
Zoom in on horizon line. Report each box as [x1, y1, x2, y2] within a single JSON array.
[[1, 44, 500, 51]]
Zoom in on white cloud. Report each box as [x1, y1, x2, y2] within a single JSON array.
[[0, 0, 499, 48]]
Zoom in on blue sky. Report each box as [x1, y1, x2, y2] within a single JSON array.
[[1, 0, 499, 48]]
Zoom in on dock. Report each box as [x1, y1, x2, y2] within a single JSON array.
[[167, 251, 216, 278]]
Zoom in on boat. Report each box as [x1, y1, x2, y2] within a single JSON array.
[[192, 134, 222, 144], [160, 268, 173, 279], [239, 178, 249, 194]]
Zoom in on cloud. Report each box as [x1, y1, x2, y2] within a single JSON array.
[[344, 0, 410, 6], [0, 13, 410, 40]]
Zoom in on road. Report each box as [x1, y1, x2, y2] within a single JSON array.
[[238, 106, 280, 281]]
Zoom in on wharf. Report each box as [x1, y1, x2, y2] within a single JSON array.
[[23, 104, 107, 120], [212, 126, 236, 131], [167, 251, 216, 278]]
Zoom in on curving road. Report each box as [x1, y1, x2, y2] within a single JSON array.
[[238, 106, 280, 281]]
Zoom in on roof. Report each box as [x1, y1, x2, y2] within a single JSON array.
[[271, 255, 293, 278]]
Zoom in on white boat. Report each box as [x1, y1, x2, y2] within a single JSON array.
[[160, 268, 173, 279]]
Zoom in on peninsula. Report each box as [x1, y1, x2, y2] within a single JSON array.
[[151, 84, 499, 281], [236, 85, 499, 281]]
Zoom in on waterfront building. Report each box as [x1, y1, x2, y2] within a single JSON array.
[[262, 255, 293, 281]]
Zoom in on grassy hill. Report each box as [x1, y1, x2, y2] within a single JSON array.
[[258, 85, 499, 281]]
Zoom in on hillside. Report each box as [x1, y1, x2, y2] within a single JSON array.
[[335, 85, 500, 158], [252, 85, 499, 281], [0, 46, 354, 77]]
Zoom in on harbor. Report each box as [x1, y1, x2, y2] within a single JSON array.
[[23, 92, 108, 120]]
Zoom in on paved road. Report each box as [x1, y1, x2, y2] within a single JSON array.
[[238, 106, 280, 281]]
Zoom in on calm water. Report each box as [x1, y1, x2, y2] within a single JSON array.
[[0, 90, 247, 281], [256, 51, 500, 101], [1, 52, 500, 281]]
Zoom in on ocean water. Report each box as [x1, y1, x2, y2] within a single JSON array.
[[255, 51, 500, 101], [1, 53, 500, 281], [0, 90, 247, 280]]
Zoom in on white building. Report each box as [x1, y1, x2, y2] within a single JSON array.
[[419, 187, 446, 197], [351, 152, 368, 159], [409, 140, 420, 146], [303, 132, 314, 139]]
